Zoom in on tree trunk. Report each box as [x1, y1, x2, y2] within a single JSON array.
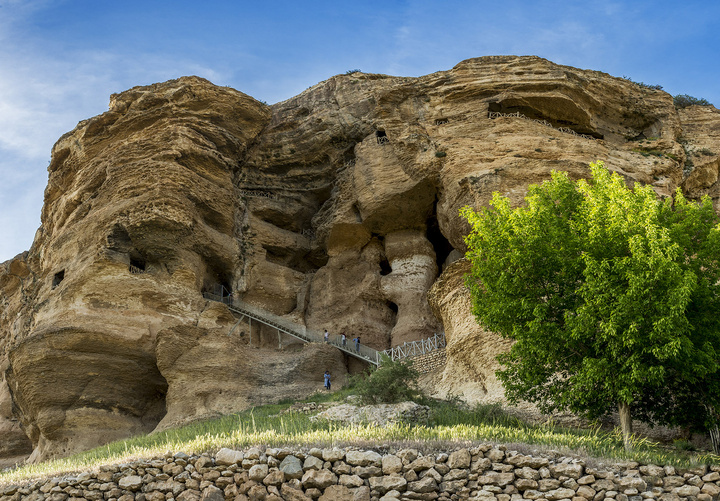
[[710, 425, 720, 455], [618, 401, 633, 451]]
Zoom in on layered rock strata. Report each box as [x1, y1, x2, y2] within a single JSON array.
[[1, 56, 719, 463]]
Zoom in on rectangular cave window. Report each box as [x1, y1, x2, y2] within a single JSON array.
[[129, 257, 146, 274], [435, 118, 448, 125], [376, 130, 389, 145], [52, 270, 65, 289]]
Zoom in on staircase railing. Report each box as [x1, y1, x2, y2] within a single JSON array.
[[203, 285, 447, 367], [203, 288, 381, 365], [380, 332, 446, 362]]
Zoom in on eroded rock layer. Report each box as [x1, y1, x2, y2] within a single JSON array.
[[1, 56, 719, 463]]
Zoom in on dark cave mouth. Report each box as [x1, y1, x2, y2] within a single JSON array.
[[427, 214, 454, 271]]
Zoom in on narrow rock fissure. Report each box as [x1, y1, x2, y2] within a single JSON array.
[[426, 211, 454, 271]]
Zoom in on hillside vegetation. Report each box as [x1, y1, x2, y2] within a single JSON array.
[[2, 364, 718, 486]]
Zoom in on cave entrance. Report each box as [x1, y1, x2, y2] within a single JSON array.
[[488, 100, 603, 139], [129, 254, 146, 274], [52, 270, 65, 289], [375, 130, 389, 145], [201, 256, 233, 301], [427, 213, 455, 271]]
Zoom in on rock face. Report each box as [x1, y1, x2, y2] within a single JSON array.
[[1, 56, 719, 463]]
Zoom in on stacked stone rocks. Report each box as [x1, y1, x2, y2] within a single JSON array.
[[2, 445, 719, 501], [408, 349, 447, 374]]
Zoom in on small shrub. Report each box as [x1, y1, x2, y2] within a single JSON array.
[[673, 439, 697, 452], [435, 151, 447, 158], [345, 69, 361, 74], [350, 356, 420, 404], [622, 76, 663, 91], [673, 94, 712, 109]]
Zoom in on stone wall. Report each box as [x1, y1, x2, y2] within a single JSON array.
[[409, 348, 447, 374], [2, 444, 719, 501]]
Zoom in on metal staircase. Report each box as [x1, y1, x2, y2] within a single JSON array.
[[203, 285, 447, 367], [203, 288, 382, 366]]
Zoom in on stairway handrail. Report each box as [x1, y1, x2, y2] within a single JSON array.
[[380, 332, 446, 362], [203, 292, 380, 365]]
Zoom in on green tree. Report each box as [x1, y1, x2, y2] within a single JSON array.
[[351, 356, 420, 404], [461, 162, 720, 450]]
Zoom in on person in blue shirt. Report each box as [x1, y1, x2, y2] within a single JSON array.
[[324, 371, 331, 391]]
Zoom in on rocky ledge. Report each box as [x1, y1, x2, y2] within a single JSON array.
[[2, 445, 718, 501]]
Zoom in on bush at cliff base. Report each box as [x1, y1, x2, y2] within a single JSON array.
[[351, 355, 420, 404]]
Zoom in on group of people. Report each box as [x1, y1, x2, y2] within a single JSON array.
[[322, 328, 363, 391], [323, 329, 360, 352]]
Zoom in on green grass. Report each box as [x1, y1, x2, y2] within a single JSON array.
[[2, 393, 719, 486]]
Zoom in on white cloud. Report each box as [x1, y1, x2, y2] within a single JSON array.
[[0, 38, 231, 261]]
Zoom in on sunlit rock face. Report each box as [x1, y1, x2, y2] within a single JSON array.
[[1, 56, 718, 463]]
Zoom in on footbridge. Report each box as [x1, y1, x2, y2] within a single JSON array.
[[203, 286, 446, 367]]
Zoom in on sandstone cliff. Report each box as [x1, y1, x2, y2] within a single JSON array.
[[1, 56, 718, 464]]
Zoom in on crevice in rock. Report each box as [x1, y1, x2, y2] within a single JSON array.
[[262, 244, 316, 274], [426, 209, 454, 272], [379, 258, 392, 276], [352, 203, 363, 223]]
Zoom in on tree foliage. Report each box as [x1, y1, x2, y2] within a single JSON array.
[[351, 356, 420, 404], [462, 162, 720, 446]]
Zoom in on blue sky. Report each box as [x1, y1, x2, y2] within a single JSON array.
[[1, 0, 719, 262]]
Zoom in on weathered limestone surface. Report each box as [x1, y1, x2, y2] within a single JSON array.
[[426, 258, 513, 405], [1, 56, 719, 463]]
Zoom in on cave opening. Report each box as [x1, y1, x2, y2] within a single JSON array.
[[488, 101, 545, 121], [386, 300, 399, 314], [488, 100, 603, 139], [52, 270, 65, 289], [129, 254, 146, 274], [427, 212, 455, 271], [379, 258, 392, 276], [375, 130, 389, 145], [262, 244, 317, 274], [201, 257, 234, 298]]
